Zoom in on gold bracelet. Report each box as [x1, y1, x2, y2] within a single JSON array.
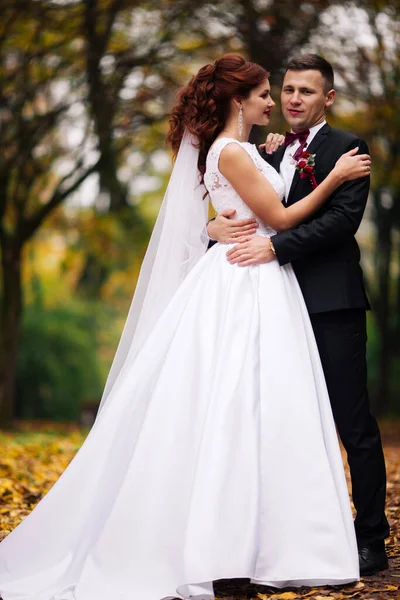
[[269, 238, 276, 255]]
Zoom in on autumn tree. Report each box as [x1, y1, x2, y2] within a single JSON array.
[[0, 0, 216, 425], [75, 0, 204, 293], [0, 1, 105, 426]]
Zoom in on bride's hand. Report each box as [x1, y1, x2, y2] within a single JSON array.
[[259, 133, 285, 155], [334, 147, 371, 183]]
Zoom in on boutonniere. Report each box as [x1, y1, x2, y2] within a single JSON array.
[[293, 151, 318, 189]]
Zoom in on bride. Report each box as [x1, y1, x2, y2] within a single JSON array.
[[0, 54, 371, 600]]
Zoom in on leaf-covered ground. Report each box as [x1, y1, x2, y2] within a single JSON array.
[[0, 421, 399, 600]]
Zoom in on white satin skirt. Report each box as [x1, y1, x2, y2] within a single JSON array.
[[0, 243, 359, 600]]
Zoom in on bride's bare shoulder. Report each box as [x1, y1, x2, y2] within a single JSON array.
[[219, 141, 254, 167], [210, 136, 240, 152]]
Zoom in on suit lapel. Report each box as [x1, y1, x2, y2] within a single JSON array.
[[306, 123, 331, 155], [286, 123, 331, 205], [286, 167, 301, 204]]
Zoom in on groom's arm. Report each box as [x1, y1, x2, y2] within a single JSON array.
[[272, 139, 369, 266]]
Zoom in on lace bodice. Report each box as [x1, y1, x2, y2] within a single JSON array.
[[204, 137, 285, 237]]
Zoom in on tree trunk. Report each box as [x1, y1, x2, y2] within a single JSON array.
[[0, 240, 22, 428], [84, 0, 128, 212], [395, 221, 400, 351], [374, 201, 393, 416]]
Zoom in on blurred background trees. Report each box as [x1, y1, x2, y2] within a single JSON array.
[[0, 0, 399, 427]]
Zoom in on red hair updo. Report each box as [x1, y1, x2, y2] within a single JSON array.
[[167, 53, 269, 182]]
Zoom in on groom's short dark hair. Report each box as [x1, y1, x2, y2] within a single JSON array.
[[285, 54, 334, 92]]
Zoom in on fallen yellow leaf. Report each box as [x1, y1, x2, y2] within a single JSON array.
[[353, 581, 365, 589], [258, 594, 299, 600]]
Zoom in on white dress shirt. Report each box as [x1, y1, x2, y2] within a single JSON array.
[[280, 120, 326, 203]]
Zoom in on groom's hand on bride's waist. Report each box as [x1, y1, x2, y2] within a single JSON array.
[[226, 236, 276, 266], [207, 209, 258, 244]]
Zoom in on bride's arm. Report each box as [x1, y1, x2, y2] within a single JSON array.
[[218, 143, 370, 232]]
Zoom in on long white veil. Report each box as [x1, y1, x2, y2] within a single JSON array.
[[97, 130, 209, 415]]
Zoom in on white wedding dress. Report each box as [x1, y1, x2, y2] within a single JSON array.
[[0, 138, 359, 600]]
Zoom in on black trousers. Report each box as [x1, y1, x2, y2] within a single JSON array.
[[309, 309, 390, 547]]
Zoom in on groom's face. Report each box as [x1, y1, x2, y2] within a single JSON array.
[[281, 69, 335, 133]]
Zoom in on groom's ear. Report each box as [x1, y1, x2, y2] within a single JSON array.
[[325, 89, 336, 108]]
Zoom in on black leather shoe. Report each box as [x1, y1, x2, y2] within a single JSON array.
[[358, 544, 389, 576]]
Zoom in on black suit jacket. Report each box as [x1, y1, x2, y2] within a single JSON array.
[[263, 123, 371, 314]]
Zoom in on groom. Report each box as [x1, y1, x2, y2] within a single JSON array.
[[207, 54, 389, 576]]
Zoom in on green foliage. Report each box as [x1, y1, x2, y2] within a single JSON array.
[[15, 302, 107, 421], [367, 313, 400, 416]]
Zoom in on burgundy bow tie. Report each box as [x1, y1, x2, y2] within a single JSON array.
[[284, 130, 310, 147]]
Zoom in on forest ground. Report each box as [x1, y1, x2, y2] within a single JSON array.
[[0, 420, 399, 600]]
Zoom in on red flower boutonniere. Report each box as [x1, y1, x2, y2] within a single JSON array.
[[293, 151, 318, 189]]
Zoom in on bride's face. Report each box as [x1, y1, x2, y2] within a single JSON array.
[[241, 79, 276, 127]]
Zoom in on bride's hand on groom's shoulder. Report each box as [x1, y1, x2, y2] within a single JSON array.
[[207, 209, 259, 244], [259, 133, 285, 155], [226, 236, 276, 266], [334, 147, 371, 182]]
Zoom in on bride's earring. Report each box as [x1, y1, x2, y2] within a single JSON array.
[[238, 105, 243, 137]]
